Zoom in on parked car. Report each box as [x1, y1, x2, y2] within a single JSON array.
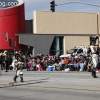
[[60, 45, 87, 58]]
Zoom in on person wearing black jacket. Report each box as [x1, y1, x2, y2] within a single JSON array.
[[2, 51, 10, 72]]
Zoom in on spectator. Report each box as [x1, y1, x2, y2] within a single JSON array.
[[78, 55, 86, 71], [68, 56, 74, 71], [63, 57, 69, 70], [74, 57, 79, 71]]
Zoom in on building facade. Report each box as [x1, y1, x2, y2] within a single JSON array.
[[0, 1, 100, 56], [18, 10, 100, 56], [0, 0, 25, 50]]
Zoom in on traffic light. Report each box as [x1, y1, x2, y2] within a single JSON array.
[[50, 0, 55, 12], [9, 38, 13, 47]]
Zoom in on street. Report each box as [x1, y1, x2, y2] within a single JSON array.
[[0, 70, 100, 100]]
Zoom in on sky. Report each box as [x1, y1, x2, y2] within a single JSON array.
[[23, 0, 100, 19]]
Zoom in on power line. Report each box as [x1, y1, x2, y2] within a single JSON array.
[[55, 1, 100, 7]]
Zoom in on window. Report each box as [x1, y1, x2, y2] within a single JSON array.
[[68, 49, 78, 54], [49, 37, 64, 56], [77, 49, 83, 54]]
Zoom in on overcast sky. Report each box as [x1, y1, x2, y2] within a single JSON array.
[[24, 0, 100, 20]]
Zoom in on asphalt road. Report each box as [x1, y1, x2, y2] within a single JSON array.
[[0, 70, 100, 100]]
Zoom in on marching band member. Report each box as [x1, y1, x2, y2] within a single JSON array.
[[2, 50, 10, 72], [87, 35, 99, 78], [13, 57, 24, 82]]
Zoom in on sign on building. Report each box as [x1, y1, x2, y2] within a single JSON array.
[[4, 32, 8, 41]]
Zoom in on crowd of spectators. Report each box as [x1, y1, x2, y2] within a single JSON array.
[[25, 52, 100, 72]]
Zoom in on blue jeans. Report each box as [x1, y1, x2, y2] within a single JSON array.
[[68, 64, 74, 71], [79, 63, 85, 71], [74, 64, 79, 68]]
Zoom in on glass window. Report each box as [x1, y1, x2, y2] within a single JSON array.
[[49, 37, 64, 56], [68, 49, 78, 54]]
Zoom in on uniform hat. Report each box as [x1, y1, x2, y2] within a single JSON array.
[[90, 35, 98, 44], [90, 37, 96, 42], [90, 35, 98, 42]]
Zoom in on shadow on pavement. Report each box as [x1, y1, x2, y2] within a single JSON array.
[[24, 78, 50, 82], [0, 78, 49, 88]]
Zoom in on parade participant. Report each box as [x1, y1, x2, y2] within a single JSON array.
[[2, 50, 10, 72], [0, 52, 5, 70], [87, 35, 99, 78], [13, 57, 24, 82]]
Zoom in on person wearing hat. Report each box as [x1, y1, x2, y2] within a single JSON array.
[[87, 35, 99, 78], [2, 50, 10, 72], [13, 57, 24, 82]]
